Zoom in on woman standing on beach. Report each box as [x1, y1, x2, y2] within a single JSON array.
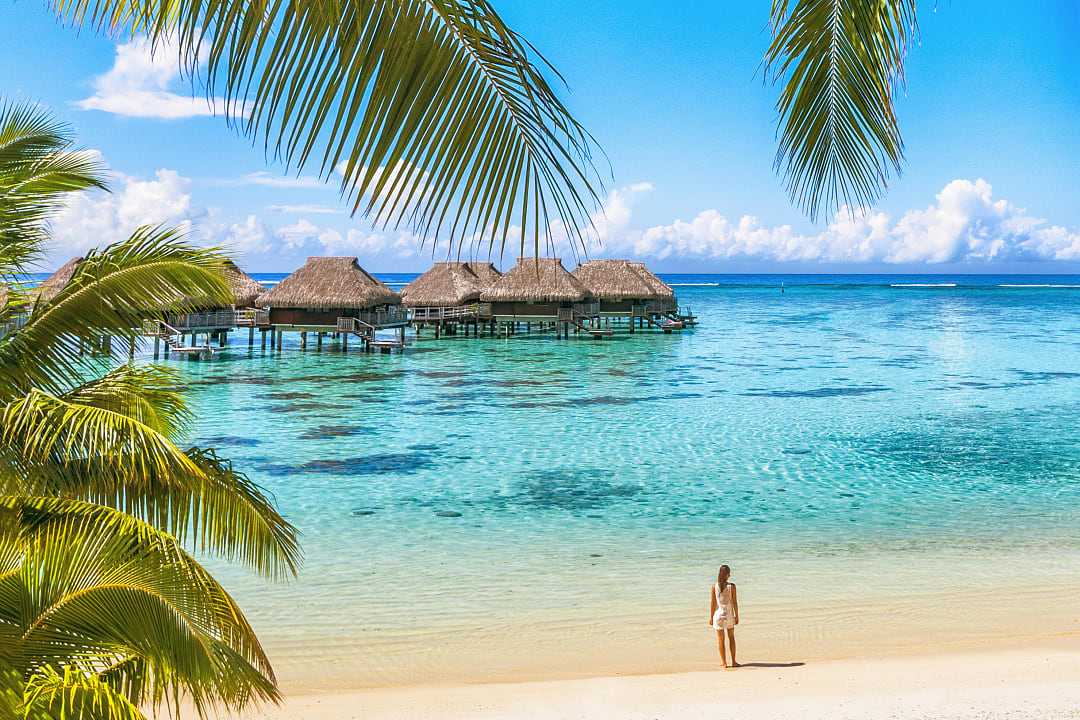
[[708, 565, 739, 668]]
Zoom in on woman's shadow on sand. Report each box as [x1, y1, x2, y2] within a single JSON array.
[[736, 662, 805, 668]]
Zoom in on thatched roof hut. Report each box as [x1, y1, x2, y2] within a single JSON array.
[[464, 262, 503, 290], [628, 262, 675, 300], [258, 256, 399, 309], [224, 260, 264, 307], [35, 256, 84, 304], [480, 258, 590, 303], [573, 260, 655, 300], [400, 262, 483, 307]]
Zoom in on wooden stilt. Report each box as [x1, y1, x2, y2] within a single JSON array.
[[248, 326, 255, 347], [153, 336, 160, 359], [300, 331, 307, 350], [261, 328, 267, 350], [317, 332, 324, 350], [276, 329, 283, 351], [342, 333, 349, 352]]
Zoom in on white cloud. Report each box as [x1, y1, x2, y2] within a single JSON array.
[[274, 218, 322, 250], [267, 203, 342, 215], [75, 37, 233, 119], [49, 166, 194, 257], [237, 171, 324, 189], [625, 179, 1080, 264], [591, 182, 653, 243]]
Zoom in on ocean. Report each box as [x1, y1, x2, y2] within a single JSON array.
[[140, 274, 1080, 688]]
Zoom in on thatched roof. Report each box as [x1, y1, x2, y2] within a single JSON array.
[[628, 262, 675, 299], [479, 257, 590, 303], [35, 256, 84, 304], [573, 260, 656, 300], [401, 262, 483, 307], [257, 256, 400, 309], [464, 262, 503, 289], [224, 261, 264, 307]]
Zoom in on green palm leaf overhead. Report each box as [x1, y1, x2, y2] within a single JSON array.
[[50, 0, 605, 258], [766, 0, 918, 221]]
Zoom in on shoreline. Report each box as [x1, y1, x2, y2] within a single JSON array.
[[249, 576, 1080, 691], [223, 638, 1080, 719]]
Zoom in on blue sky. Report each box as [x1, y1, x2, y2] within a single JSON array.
[[1, 1, 1078, 273]]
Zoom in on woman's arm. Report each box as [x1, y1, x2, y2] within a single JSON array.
[[708, 587, 717, 625], [731, 584, 739, 624]]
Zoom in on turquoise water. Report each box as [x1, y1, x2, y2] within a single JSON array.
[[164, 276, 1080, 688]]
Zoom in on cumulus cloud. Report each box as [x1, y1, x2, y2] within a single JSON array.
[[75, 37, 233, 119], [235, 171, 324, 189], [49, 166, 194, 257], [274, 217, 418, 258], [267, 203, 342, 215], [625, 179, 1080, 264]]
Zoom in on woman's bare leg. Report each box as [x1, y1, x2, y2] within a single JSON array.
[[726, 628, 738, 667], [715, 630, 728, 668]]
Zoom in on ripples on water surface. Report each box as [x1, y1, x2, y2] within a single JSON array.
[[166, 277, 1080, 687]]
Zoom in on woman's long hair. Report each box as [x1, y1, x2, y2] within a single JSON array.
[[716, 564, 731, 591]]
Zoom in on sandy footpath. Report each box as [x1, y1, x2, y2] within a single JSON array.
[[224, 640, 1080, 720]]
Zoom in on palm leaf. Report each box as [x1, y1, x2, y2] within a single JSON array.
[[23, 665, 148, 720], [0, 101, 107, 278], [50, 0, 604, 259], [0, 226, 232, 397], [0, 496, 279, 716], [765, 0, 917, 220], [0, 389, 300, 579]]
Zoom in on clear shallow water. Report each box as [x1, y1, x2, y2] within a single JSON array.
[[156, 275, 1080, 688]]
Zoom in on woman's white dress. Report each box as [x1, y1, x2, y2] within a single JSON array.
[[712, 582, 736, 630]]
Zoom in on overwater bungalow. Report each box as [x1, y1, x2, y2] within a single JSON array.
[[402, 261, 506, 337], [479, 257, 599, 338], [628, 262, 695, 326], [629, 262, 677, 313], [257, 256, 406, 351], [573, 259, 658, 332], [402, 262, 484, 337]]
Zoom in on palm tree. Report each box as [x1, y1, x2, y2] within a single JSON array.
[[0, 105, 300, 718]]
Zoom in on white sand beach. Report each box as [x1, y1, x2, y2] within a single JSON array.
[[224, 639, 1080, 720]]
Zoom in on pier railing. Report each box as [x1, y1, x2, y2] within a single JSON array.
[[409, 304, 479, 322], [235, 308, 269, 327], [357, 306, 408, 327], [165, 309, 237, 330], [573, 301, 599, 317]]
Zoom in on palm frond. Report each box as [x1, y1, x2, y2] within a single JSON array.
[[50, 0, 604, 258], [0, 101, 107, 277], [61, 364, 191, 438], [0, 390, 300, 579], [0, 496, 279, 715], [23, 666, 148, 720], [0, 226, 232, 396], [765, 0, 917, 220]]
